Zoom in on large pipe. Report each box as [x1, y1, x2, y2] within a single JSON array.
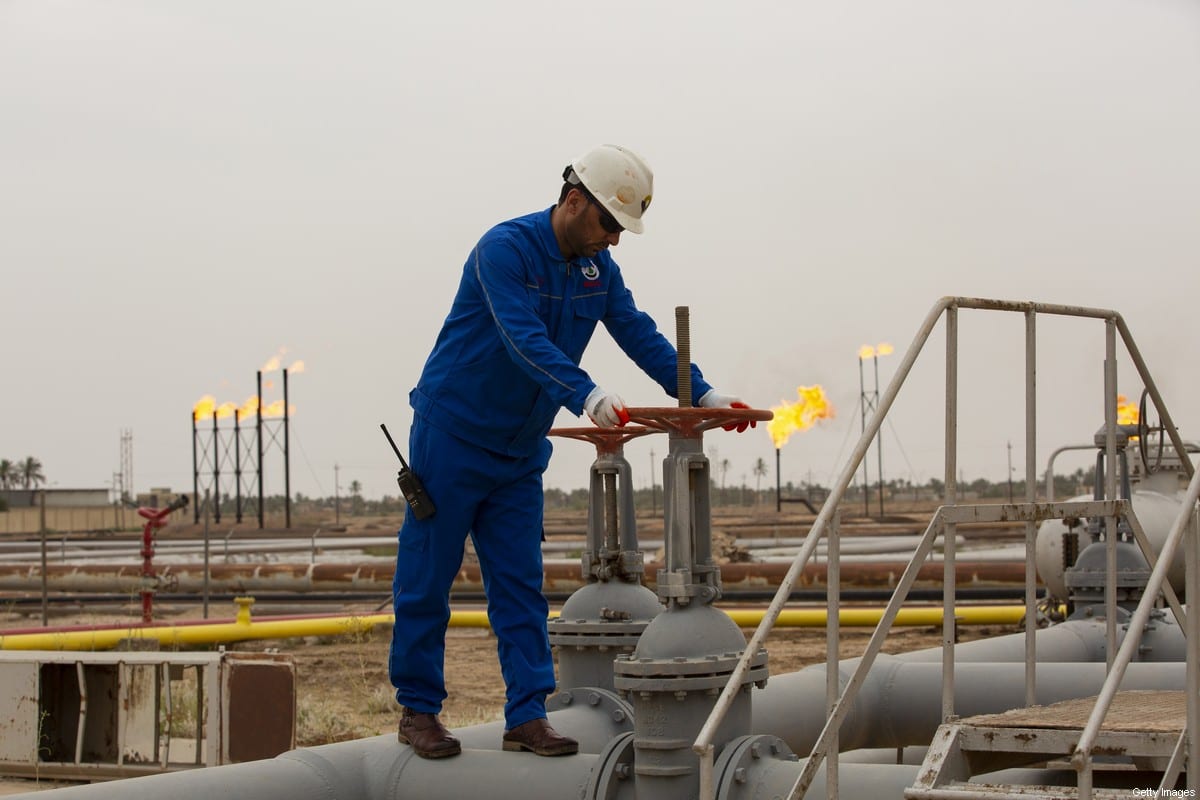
[[3, 607, 1182, 797], [895, 615, 1188, 664], [0, 559, 1029, 595], [6, 739, 915, 800], [753, 657, 1186, 755], [0, 586, 1039, 612], [0, 534, 966, 561], [2, 728, 603, 800], [0, 604, 1033, 651], [14, 729, 1099, 800]]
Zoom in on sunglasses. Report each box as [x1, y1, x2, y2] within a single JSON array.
[[581, 189, 624, 234]]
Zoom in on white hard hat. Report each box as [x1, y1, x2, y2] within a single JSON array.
[[563, 145, 654, 234]]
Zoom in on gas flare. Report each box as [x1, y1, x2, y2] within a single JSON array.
[[1117, 394, 1139, 426], [768, 385, 835, 448], [194, 394, 296, 423], [192, 396, 239, 421], [237, 395, 259, 421], [261, 399, 290, 418], [192, 395, 216, 422], [858, 342, 894, 360], [262, 347, 305, 373], [195, 350, 302, 422]]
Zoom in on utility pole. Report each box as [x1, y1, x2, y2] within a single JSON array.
[[1007, 441, 1014, 502], [873, 351, 885, 518], [334, 463, 341, 526], [776, 447, 781, 512], [858, 352, 871, 516], [649, 449, 656, 517], [39, 490, 47, 627]]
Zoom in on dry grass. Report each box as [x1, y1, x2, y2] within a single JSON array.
[[271, 616, 1016, 746]]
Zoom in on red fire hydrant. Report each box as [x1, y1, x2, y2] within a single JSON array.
[[136, 495, 189, 623]]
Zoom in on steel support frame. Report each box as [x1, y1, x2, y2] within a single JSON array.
[[691, 297, 1198, 800]]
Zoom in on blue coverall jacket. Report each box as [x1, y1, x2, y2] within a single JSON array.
[[390, 206, 713, 729], [411, 206, 714, 455]]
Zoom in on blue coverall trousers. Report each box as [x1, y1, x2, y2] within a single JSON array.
[[388, 418, 556, 729]]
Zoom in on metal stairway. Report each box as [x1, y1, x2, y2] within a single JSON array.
[[906, 691, 1187, 800]]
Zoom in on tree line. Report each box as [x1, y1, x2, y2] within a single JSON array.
[[0, 457, 46, 490], [284, 466, 1100, 517]]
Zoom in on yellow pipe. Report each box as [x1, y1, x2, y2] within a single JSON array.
[[0, 597, 1031, 652], [724, 605, 1028, 628]]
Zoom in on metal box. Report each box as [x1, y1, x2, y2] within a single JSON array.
[[0, 650, 295, 781]]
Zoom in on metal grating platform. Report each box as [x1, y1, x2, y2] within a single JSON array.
[[967, 691, 1185, 735], [905, 692, 1187, 800]]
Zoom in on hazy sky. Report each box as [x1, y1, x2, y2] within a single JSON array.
[[3, 0, 1199, 503]]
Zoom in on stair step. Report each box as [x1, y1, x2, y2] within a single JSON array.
[[906, 780, 1146, 800]]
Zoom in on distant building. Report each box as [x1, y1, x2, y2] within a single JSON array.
[[136, 487, 191, 509], [0, 488, 110, 508], [0, 487, 190, 534]]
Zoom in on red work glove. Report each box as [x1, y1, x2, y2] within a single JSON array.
[[699, 391, 756, 433], [585, 387, 629, 427]]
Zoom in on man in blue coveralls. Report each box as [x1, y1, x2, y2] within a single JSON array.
[[390, 144, 755, 759]]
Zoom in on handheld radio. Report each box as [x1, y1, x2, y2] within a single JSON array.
[[379, 423, 436, 520]]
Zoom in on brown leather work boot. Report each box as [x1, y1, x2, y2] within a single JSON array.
[[501, 718, 579, 756], [397, 707, 461, 759]]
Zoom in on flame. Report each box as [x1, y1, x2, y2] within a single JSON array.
[[191, 395, 240, 421], [195, 394, 296, 423], [195, 349, 302, 423], [259, 400, 297, 418], [262, 347, 300, 373], [237, 396, 297, 420], [1117, 394, 1139, 426], [193, 395, 216, 421], [768, 385, 835, 448], [237, 395, 259, 421], [858, 342, 894, 360]]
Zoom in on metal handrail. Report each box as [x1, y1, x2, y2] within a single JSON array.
[[1072, 463, 1200, 795], [692, 296, 1196, 799], [694, 297, 949, 799], [789, 498, 1118, 798]]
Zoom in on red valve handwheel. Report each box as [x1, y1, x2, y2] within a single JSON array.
[[550, 407, 773, 452]]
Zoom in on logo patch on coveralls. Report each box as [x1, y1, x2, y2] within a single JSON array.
[[581, 262, 600, 281]]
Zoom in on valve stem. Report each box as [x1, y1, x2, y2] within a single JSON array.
[[676, 306, 691, 408]]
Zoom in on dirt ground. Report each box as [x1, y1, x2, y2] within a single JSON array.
[[0, 613, 1018, 795], [0, 503, 1020, 793], [279, 616, 1017, 745]]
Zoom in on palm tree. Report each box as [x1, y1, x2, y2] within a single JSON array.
[[752, 457, 767, 493], [0, 459, 13, 490], [19, 457, 45, 490]]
